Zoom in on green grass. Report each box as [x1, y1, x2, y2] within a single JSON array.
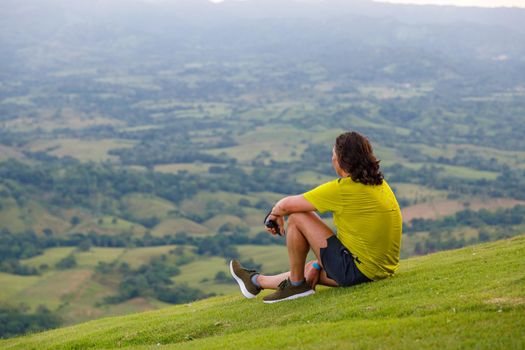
[[202, 215, 243, 231], [0, 145, 26, 162], [24, 202, 70, 236], [76, 248, 127, 268], [17, 269, 94, 310], [121, 194, 177, 220], [56, 277, 170, 326], [374, 145, 407, 165], [26, 138, 135, 162], [237, 244, 289, 273], [393, 183, 450, 203], [171, 256, 239, 295], [154, 163, 214, 174], [436, 164, 500, 180], [20, 247, 77, 268], [0, 273, 43, 300], [241, 208, 270, 230], [3, 236, 523, 349], [75, 217, 146, 237], [0, 96, 34, 106], [358, 83, 433, 100], [0, 198, 71, 235], [206, 125, 308, 163], [2, 247, 183, 324], [400, 162, 500, 181], [295, 171, 335, 186], [152, 218, 210, 236], [178, 191, 260, 224], [447, 144, 525, 170], [94, 216, 143, 231], [0, 198, 27, 233], [118, 246, 178, 268], [95, 76, 160, 91]]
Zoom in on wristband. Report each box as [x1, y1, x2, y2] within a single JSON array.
[[312, 262, 321, 271]]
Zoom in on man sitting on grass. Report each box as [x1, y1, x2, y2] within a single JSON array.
[[230, 131, 402, 303]]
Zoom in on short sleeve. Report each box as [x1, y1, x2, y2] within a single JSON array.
[[303, 179, 342, 214]]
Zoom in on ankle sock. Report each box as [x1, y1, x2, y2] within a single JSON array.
[[251, 274, 261, 288], [290, 279, 304, 287]]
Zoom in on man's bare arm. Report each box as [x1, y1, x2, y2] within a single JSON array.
[[271, 195, 316, 216]]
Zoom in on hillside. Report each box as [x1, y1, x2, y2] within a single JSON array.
[[2, 236, 524, 350]]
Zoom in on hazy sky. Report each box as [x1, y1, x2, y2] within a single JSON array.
[[374, 0, 525, 7], [207, 0, 525, 8]]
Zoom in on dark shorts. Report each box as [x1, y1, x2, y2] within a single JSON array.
[[320, 235, 372, 287]]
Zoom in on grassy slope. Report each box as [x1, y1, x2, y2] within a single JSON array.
[[2, 236, 524, 350]]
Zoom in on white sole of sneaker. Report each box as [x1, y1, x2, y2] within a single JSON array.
[[229, 260, 257, 299], [262, 289, 315, 304]]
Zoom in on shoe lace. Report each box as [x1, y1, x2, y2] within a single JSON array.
[[277, 279, 290, 290]]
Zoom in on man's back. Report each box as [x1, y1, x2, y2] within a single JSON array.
[[304, 177, 402, 280]]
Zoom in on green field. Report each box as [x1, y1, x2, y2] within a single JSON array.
[[295, 171, 335, 186], [26, 138, 135, 163], [76, 248, 127, 268], [0, 199, 72, 235], [172, 256, 239, 295], [2, 236, 523, 349], [202, 215, 243, 231], [206, 125, 308, 163], [0, 200, 27, 233], [3, 245, 194, 325], [0, 272, 43, 300], [94, 216, 145, 232], [21, 247, 77, 268], [121, 194, 177, 220], [152, 218, 210, 236], [237, 244, 290, 273], [154, 163, 214, 174], [358, 83, 433, 100], [0, 145, 26, 162], [436, 164, 500, 180], [17, 269, 94, 310], [1, 242, 296, 325], [119, 246, 178, 268], [393, 183, 450, 203]]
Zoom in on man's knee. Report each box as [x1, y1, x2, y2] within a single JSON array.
[[288, 212, 322, 232], [287, 212, 308, 228]]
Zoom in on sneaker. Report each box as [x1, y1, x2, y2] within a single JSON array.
[[229, 260, 262, 298], [262, 278, 315, 304]]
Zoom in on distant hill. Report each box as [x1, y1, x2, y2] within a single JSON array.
[[2, 235, 524, 349]]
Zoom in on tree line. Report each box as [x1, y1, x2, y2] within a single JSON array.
[[405, 205, 525, 234], [404, 205, 525, 256], [0, 304, 60, 339], [0, 157, 307, 209]]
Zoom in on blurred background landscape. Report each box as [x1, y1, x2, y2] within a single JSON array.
[[0, 0, 524, 338]]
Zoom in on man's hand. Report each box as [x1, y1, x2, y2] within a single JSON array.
[[264, 195, 316, 236], [305, 260, 321, 290], [265, 214, 285, 236]]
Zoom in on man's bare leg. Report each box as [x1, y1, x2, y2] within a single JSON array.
[[257, 272, 290, 289], [256, 211, 336, 289], [257, 264, 339, 289], [286, 211, 334, 282]]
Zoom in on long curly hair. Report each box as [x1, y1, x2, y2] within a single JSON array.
[[334, 131, 384, 186]]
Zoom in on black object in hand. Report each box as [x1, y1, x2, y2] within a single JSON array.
[[264, 210, 284, 236]]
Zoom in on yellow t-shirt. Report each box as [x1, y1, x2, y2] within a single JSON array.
[[303, 177, 402, 281]]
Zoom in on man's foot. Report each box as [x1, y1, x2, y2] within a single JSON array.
[[229, 260, 262, 298], [262, 278, 314, 304]]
